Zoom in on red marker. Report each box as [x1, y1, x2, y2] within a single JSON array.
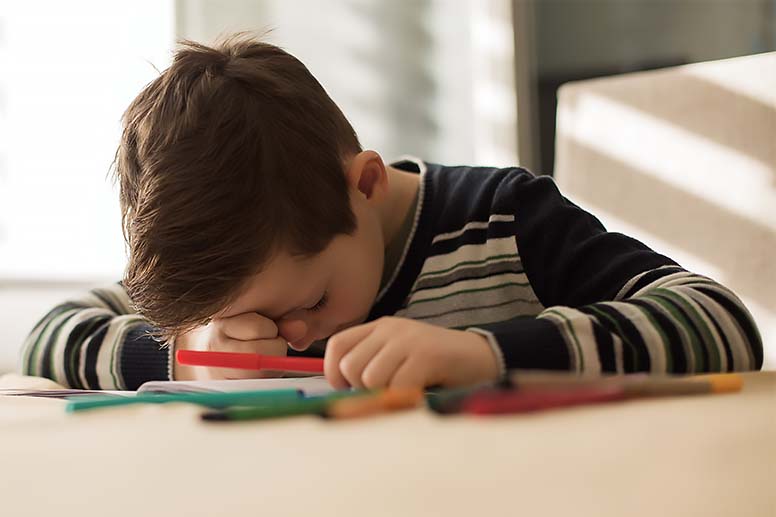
[[462, 385, 626, 415], [176, 350, 325, 374]]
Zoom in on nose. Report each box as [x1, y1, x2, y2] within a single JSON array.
[[278, 319, 308, 347]]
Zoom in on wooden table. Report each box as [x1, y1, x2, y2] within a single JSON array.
[[1, 372, 774, 517]]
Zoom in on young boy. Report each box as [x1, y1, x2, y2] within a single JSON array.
[[19, 36, 763, 391]]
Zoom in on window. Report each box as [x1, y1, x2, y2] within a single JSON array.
[[0, 1, 174, 281]]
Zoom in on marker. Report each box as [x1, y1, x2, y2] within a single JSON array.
[[426, 383, 496, 415], [462, 385, 627, 415], [325, 388, 424, 419], [177, 349, 325, 374], [507, 371, 743, 396], [66, 388, 302, 413], [201, 391, 363, 422], [464, 373, 743, 416]]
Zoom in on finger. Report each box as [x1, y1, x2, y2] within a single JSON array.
[[328, 318, 380, 346], [219, 312, 278, 341], [205, 337, 289, 380], [208, 337, 288, 356], [338, 334, 388, 389], [388, 358, 428, 390], [360, 340, 410, 389], [324, 322, 378, 389]]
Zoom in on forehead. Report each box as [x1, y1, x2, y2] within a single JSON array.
[[216, 251, 319, 320]]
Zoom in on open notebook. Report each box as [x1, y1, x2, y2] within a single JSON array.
[[138, 376, 334, 396], [0, 376, 334, 398]]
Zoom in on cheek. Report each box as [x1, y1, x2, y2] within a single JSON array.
[[329, 279, 374, 326]]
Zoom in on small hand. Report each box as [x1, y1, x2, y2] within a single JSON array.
[[324, 317, 499, 390], [174, 312, 292, 380]]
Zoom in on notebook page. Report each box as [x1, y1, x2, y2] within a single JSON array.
[[137, 376, 334, 396]]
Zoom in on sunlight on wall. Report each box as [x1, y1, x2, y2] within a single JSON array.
[[555, 52, 776, 369], [558, 93, 776, 228]]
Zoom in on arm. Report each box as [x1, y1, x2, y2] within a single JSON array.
[[18, 281, 172, 390], [469, 173, 763, 374]]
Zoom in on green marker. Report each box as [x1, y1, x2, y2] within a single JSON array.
[[201, 391, 368, 422], [66, 388, 302, 413]]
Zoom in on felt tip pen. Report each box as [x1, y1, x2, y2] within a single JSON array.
[[325, 388, 424, 419], [177, 349, 325, 374], [464, 373, 743, 416], [66, 388, 302, 413], [201, 391, 364, 422], [462, 385, 627, 415], [507, 371, 743, 396]]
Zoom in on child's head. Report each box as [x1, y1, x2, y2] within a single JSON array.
[[115, 34, 387, 344]]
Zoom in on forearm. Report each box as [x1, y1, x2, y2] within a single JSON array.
[[19, 282, 173, 389], [471, 266, 763, 374]]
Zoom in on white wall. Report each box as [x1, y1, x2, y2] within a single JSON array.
[[555, 52, 776, 370]]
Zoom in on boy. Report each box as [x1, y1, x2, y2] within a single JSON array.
[[20, 36, 763, 390]]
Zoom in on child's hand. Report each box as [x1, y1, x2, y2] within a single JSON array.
[[324, 317, 500, 389], [173, 312, 289, 381]]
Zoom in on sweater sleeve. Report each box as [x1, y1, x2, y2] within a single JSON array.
[[18, 281, 172, 390], [469, 174, 763, 374]]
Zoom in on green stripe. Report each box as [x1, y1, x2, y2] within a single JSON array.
[[643, 292, 704, 372], [654, 289, 721, 372], [67, 316, 106, 389], [108, 323, 122, 390], [44, 309, 82, 383], [632, 302, 673, 372], [406, 281, 531, 308], [417, 253, 519, 279], [28, 308, 73, 376], [20, 306, 65, 375], [585, 305, 642, 371], [543, 309, 584, 371]]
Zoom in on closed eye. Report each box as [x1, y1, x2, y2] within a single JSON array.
[[306, 290, 329, 312]]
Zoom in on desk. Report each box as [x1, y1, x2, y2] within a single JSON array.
[[1, 372, 774, 517]]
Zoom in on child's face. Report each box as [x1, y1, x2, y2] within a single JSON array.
[[214, 187, 386, 351]]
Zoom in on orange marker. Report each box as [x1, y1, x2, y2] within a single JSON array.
[[326, 388, 424, 419]]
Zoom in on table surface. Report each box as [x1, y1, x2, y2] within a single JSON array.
[[1, 372, 775, 517]]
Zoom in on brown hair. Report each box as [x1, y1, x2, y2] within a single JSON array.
[[113, 34, 361, 340]]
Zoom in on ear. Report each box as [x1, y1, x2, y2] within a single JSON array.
[[345, 150, 387, 201]]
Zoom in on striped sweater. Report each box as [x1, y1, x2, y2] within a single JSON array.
[[19, 157, 763, 389]]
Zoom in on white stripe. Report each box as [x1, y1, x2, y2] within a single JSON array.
[[374, 157, 428, 303], [431, 214, 515, 244], [635, 297, 695, 373], [683, 285, 751, 370], [674, 287, 728, 372], [540, 307, 602, 375], [50, 308, 107, 386], [465, 328, 507, 379], [397, 297, 543, 327], [408, 272, 530, 304], [28, 308, 80, 376], [612, 335, 625, 374], [95, 315, 146, 390], [416, 237, 519, 279], [603, 301, 667, 373], [19, 312, 51, 373], [615, 265, 676, 299], [615, 266, 693, 300], [69, 291, 113, 311], [418, 254, 520, 281]]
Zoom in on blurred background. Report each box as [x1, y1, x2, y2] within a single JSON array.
[[0, 0, 774, 373]]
